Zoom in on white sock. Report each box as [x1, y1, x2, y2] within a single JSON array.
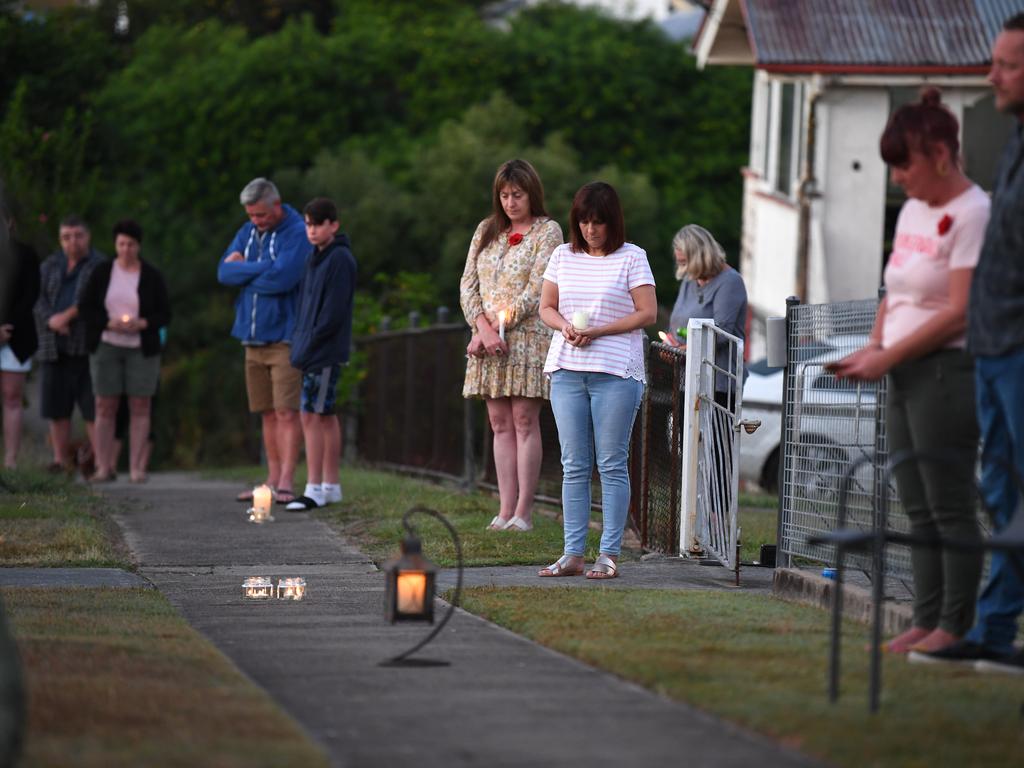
[[304, 483, 326, 505], [322, 483, 342, 503]]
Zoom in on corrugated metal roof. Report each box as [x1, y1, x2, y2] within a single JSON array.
[[742, 0, 1024, 69]]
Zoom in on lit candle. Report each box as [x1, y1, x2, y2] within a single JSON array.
[[277, 577, 306, 600], [242, 576, 274, 599], [396, 571, 427, 614], [121, 314, 131, 324], [571, 310, 589, 330], [657, 331, 669, 343], [253, 484, 273, 516], [497, 310, 506, 343]]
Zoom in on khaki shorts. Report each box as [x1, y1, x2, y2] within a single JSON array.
[[90, 342, 161, 398], [244, 343, 300, 413]]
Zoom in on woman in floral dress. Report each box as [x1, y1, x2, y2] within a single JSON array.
[[460, 159, 563, 531]]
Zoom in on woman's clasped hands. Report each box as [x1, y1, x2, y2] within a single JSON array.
[[562, 320, 596, 347]]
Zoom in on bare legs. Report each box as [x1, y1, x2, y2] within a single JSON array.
[[127, 396, 151, 482], [1, 371, 26, 469], [486, 396, 543, 527], [261, 408, 300, 495], [92, 395, 119, 479], [299, 412, 341, 486]]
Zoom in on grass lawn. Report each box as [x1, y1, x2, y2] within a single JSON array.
[[206, 464, 781, 567], [206, 464, 623, 567], [0, 470, 130, 568], [5, 587, 329, 768], [457, 586, 1023, 768]]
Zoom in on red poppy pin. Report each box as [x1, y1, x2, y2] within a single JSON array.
[[508, 233, 523, 246], [937, 214, 953, 236]]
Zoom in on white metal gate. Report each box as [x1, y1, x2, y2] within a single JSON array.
[[679, 319, 747, 580]]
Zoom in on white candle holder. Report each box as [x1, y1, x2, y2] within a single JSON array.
[[277, 577, 306, 600], [571, 310, 589, 330], [242, 576, 274, 599]]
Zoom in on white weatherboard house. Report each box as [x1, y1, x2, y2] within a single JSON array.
[[694, 0, 1021, 357]]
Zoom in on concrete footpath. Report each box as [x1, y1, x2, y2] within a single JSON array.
[[92, 472, 821, 768]]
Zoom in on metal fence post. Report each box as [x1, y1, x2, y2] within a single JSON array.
[[678, 319, 704, 556], [776, 295, 801, 569]]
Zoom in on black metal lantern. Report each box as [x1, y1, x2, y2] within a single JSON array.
[[384, 536, 437, 623], [381, 506, 463, 667]]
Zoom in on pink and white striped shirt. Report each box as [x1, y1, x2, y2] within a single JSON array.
[[542, 242, 655, 382]]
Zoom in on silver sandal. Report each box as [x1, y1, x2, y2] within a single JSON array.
[[586, 553, 619, 580], [538, 555, 584, 577]]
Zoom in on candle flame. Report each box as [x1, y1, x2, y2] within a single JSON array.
[[658, 331, 669, 343], [498, 310, 507, 323]]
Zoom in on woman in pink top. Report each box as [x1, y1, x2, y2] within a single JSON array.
[[832, 89, 990, 654], [80, 220, 170, 483], [537, 182, 657, 579]]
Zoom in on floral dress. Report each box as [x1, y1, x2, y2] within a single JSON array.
[[460, 216, 563, 399]]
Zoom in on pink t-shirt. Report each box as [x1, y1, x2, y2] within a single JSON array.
[[542, 242, 655, 382], [102, 262, 142, 348], [882, 184, 990, 350]]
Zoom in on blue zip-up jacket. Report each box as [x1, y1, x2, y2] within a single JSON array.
[[289, 232, 356, 373], [217, 204, 307, 344]]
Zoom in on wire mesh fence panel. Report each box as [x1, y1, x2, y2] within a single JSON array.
[[778, 299, 912, 579], [356, 325, 469, 479], [633, 342, 684, 554]]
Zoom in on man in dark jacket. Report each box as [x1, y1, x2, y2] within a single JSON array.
[[33, 214, 101, 472], [286, 197, 356, 511]]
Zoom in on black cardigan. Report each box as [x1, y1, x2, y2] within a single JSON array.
[[2, 239, 40, 364], [80, 258, 171, 357]]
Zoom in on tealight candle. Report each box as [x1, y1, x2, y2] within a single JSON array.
[[571, 310, 589, 330], [497, 310, 507, 343], [277, 577, 306, 600], [121, 314, 131, 324], [242, 576, 274, 599]]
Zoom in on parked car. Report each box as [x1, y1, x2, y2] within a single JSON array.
[[740, 335, 877, 496]]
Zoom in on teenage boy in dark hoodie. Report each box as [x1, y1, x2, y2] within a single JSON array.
[[286, 198, 356, 510]]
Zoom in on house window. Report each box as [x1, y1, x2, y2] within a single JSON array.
[[769, 81, 803, 198], [775, 83, 795, 195]]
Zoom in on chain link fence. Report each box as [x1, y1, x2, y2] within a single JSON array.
[[354, 324, 677, 553]]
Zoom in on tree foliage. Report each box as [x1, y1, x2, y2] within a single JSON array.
[[0, 0, 752, 465]]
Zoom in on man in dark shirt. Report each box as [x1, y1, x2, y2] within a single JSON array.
[[33, 215, 101, 471], [910, 13, 1024, 674]]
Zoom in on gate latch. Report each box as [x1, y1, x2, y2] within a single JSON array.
[[737, 419, 761, 435]]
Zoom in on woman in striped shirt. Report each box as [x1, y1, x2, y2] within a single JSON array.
[[537, 182, 657, 579]]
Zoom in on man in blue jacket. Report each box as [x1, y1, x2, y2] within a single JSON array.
[[217, 178, 306, 505]]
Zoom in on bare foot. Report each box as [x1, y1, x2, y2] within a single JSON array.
[[884, 626, 931, 654], [908, 628, 961, 653]]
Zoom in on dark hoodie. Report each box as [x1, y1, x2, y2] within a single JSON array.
[[289, 232, 356, 373]]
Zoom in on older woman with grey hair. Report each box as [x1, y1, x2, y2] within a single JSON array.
[[667, 224, 747, 402]]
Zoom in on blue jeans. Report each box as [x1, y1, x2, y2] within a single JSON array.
[[965, 347, 1024, 654], [549, 370, 643, 557]]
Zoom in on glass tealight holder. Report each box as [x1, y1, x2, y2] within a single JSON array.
[[277, 577, 306, 600], [242, 576, 274, 599], [247, 506, 274, 524]]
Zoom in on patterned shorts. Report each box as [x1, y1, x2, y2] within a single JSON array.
[[301, 364, 341, 415]]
